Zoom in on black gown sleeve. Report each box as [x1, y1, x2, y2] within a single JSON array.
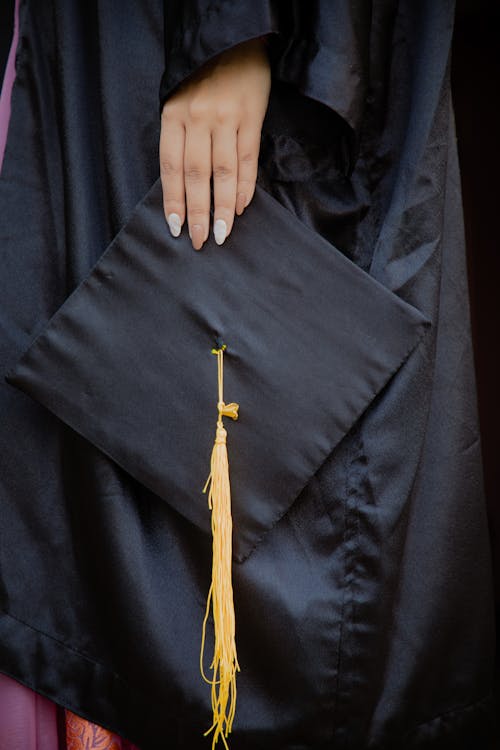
[[159, 0, 281, 110], [159, 1, 371, 160]]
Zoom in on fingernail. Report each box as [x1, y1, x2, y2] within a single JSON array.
[[167, 213, 182, 237], [214, 219, 227, 245], [236, 193, 246, 215], [192, 223, 204, 250]]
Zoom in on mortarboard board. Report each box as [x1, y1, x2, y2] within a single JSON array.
[[4, 177, 430, 746]]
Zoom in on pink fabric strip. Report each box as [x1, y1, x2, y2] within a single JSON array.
[[0, 672, 60, 750], [0, 0, 20, 172]]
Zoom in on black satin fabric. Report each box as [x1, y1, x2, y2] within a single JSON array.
[[0, 1, 496, 749]]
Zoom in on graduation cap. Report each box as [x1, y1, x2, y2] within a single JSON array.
[[5, 178, 430, 747]]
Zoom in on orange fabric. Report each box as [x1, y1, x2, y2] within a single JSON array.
[[65, 709, 141, 750]]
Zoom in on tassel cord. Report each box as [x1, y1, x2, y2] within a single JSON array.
[[200, 346, 240, 750]]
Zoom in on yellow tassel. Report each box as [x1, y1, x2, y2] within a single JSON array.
[[200, 344, 240, 750]]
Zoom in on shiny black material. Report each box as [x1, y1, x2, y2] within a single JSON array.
[[0, 1, 496, 748]]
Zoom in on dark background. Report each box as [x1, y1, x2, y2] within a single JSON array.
[[452, 0, 500, 741], [1, 0, 499, 742]]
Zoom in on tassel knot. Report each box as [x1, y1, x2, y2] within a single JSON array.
[[215, 424, 227, 445]]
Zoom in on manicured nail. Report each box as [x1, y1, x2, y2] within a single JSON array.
[[236, 193, 246, 215], [192, 223, 204, 250], [167, 213, 181, 237], [214, 219, 227, 245]]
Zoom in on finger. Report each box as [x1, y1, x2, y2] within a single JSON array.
[[212, 125, 238, 245], [184, 124, 211, 250], [235, 123, 261, 216], [159, 116, 186, 237]]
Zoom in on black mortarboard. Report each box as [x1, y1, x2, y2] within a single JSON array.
[[5, 177, 430, 746]]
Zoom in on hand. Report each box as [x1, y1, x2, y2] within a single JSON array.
[[159, 36, 271, 250]]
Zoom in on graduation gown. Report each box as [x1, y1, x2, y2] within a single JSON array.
[[0, 1, 495, 748]]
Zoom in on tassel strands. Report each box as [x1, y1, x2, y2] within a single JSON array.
[[200, 344, 240, 750]]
